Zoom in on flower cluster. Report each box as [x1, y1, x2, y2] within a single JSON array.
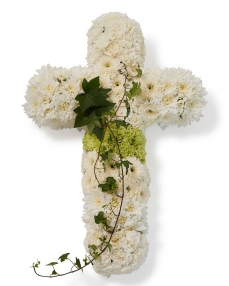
[[82, 123, 146, 163], [23, 65, 93, 129], [87, 12, 146, 74], [81, 151, 150, 277], [127, 67, 207, 131]]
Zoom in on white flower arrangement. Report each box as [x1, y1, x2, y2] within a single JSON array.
[[24, 12, 207, 278]]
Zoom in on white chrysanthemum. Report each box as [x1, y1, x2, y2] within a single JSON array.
[[94, 55, 121, 77], [81, 171, 98, 194], [92, 231, 149, 276], [83, 189, 111, 216], [23, 65, 94, 129], [130, 67, 207, 130], [87, 12, 145, 68]]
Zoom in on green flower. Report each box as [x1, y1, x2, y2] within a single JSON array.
[[83, 123, 146, 163]]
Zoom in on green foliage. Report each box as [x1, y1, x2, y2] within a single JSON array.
[[83, 256, 90, 266], [93, 252, 99, 259], [113, 120, 128, 129], [58, 253, 70, 262], [99, 237, 112, 252], [76, 77, 111, 112], [124, 99, 130, 119], [100, 150, 112, 162], [136, 63, 142, 77], [75, 257, 83, 272], [106, 241, 112, 252], [126, 81, 142, 99], [51, 269, 58, 275], [92, 126, 104, 141], [98, 177, 116, 193], [88, 244, 97, 251], [94, 211, 111, 230], [115, 160, 133, 175], [74, 76, 115, 141], [46, 262, 58, 266], [32, 260, 40, 268]]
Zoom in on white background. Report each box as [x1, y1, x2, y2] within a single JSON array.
[[0, 0, 229, 285]]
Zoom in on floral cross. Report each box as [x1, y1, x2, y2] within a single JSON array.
[[23, 12, 206, 278]]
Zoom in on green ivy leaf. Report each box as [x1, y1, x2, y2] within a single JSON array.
[[94, 211, 107, 224], [98, 177, 116, 192], [94, 104, 115, 117], [51, 269, 58, 275], [113, 120, 128, 129], [100, 150, 113, 162], [92, 127, 104, 141], [58, 253, 70, 262], [82, 77, 100, 93], [46, 262, 58, 266], [75, 257, 83, 272], [32, 260, 40, 268], [73, 107, 93, 128], [94, 252, 99, 259], [115, 160, 133, 175], [136, 64, 142, 77], [106, 241, 112, 252], [124, 100, 130, 119], [75, 77, 112, 113], [88, 244, 97, 251], [94, 211, 111, 230], [129, 81, 141, 97], [83, 257, 90, 266]]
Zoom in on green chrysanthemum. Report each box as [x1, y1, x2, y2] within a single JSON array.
[[83, 123, 146, 163]]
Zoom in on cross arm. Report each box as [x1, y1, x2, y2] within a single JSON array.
[[127, 67, 207, 130], [23, 64, 95, 130]]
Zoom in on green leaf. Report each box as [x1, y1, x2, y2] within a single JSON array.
[[75, 257, 83, 272], [83, 256, 90, 266], [92, 127, 104, 141], [136, 63, 142, 77], [98, 177, 116, 193], [74, 107, 101, 130], [88, 244, 97, 251], [74, 107, 92, 127], [46, 262, 58, 266], [124, 100, 130, 119], [129, 81, 142, 97], [100, 150, 112, 162], [58, 253, 70, 262], [113, 120, 128, 129], [115, 160, 133, 175], [94, 211, 107, 225], [94, 252, 99, 259], [32, 260, 40, 268], [94, 211, 111, 230], [99, 237, 106, 242], [87, 121, 95, 134], [94, 103, 115, 117], [75, 86, 112, 113], [106, 241, 112, 252], [126, 91, 132, 100], [82, 77, 100, 93], [51, 269, 58, 275]]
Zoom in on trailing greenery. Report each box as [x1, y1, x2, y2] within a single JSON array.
[[31, 63, 143, 278]]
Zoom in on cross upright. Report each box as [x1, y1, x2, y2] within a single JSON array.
[[24, 12, 206, 278]]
